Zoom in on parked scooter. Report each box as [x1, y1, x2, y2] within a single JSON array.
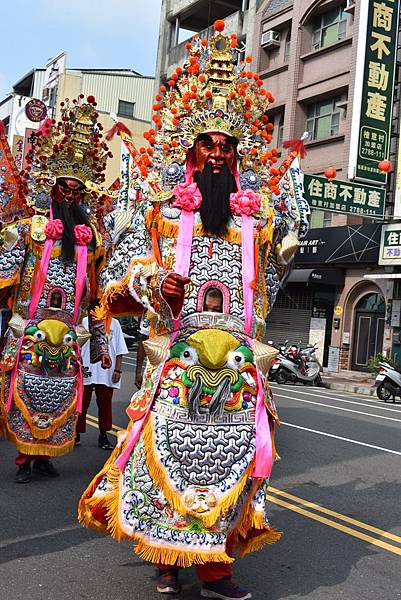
[[375, 361, 401, 402], [271, 342, 323, 386], [268, 340, 288, 382]]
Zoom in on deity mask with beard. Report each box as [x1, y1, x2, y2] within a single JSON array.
[[51, 178, 94, 262], [192, 133, 238, 236]]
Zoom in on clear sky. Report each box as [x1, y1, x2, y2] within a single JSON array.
[[0, 0, 162, 97]]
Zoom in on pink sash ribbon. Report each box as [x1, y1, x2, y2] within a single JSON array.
[[73, 245, 88, 325], [172, 208, 194, 336], [29, 238, 54, 320], [7, 235, 55, 412], [241, 214, 255, 336], [8, 223, 87, 413], [75, 344, 83, 414], [115, 410, 150, 471], [115, 364, 164, 471], [6, 336, 24, 412], [252, 369, 273, 479]]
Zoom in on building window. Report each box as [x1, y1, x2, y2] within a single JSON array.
[[277, 113, 284, 147], [118, 100, 135, 119], [310, 210, 332, 229], [323, 211, 332, 227], [306, 96, 341, 140], [236, 36, 246, 64], [284, 34, 291, 63], [49, 87, 57, 109], [1, 117, 9, 136], [312, 6, 347, 51]]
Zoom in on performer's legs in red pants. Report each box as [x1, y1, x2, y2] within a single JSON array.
[[15, 453, 50, 465], [157, 538, 234, 582], [76, 384, 113, 434], [94, 384, 113, 433]]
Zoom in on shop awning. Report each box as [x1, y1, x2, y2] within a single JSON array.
[[289, 268, 345, 286]]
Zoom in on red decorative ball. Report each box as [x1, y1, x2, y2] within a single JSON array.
[[378, 159, 392, 173], [213, 19, 225, 32], [87, 95, 95, 104], [324, 167, 337, 181]]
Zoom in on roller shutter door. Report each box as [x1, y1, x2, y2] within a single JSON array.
[[264, 285, 313, 346]]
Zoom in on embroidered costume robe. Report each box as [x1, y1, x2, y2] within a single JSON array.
[[0, 218, 108, 456], [79, 168, 307, 565]]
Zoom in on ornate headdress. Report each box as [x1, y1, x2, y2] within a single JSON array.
[[137, 20, 278, 195], [21, 96, 113, 214]]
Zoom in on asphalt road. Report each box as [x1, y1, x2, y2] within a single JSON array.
[[0, 353, 400, 600]]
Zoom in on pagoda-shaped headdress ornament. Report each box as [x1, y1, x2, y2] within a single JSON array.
[[137, 20, 278, 195], [21, 95, 113, 214]]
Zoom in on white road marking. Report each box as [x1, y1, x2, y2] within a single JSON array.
[[281, 421, 401, 456], [270, 384, 401, 413], [0, 524, 83, 549], [275, 394, 401, 423]]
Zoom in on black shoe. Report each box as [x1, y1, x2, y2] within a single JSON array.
[[98, 433, 113, 450], [16, 463, 31, 484], [74, 434, 81, 446], [201, 577, 252, 599], [156, 568, 181, 594], [32, 459, 60, 478]]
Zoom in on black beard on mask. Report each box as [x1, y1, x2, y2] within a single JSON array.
[[51, 198, 94, 262], [194, 162, 237, 236]]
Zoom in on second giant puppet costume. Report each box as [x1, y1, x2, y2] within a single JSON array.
[[79, 22, 309, 588], [0, 98, 111, 474]]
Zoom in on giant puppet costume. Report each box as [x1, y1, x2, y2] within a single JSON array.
[[0, 97, 112, 479], [79, 22, 309, 597]]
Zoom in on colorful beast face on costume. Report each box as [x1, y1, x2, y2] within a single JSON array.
[[163, 329, 257, 416], [22, 319, 76, 374]]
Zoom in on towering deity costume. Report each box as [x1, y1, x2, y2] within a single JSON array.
[[79, 24, 309, 583], [0, 98, 111, 465]]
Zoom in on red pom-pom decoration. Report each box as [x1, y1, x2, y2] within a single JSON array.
[[214, 19, 225, 32]]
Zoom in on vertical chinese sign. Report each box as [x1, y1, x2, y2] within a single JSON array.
[[349, 0, 400, 185]]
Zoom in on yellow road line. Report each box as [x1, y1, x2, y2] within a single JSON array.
[[268, 486, 401, 545], [266, 494, 401, 557], [85, 415, 120, 437]]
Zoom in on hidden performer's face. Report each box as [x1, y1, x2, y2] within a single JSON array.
[[194, 133, 236, 174]]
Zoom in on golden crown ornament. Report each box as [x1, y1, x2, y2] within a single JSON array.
[[21, 95, 113, 214], [137, 20, 279, 196]]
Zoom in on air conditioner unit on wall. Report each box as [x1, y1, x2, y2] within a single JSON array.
[[261, 30, 280, 48]]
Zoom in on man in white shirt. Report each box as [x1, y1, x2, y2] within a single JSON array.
[[76, 317, 128, 449]]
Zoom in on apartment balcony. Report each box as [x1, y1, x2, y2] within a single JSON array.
[[166, 10, 244, 74], [167, 0, 242, 28]]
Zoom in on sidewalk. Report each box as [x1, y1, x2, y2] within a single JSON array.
[[322, 369, 376, 396]]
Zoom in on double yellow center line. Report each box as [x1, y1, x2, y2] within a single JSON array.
[[85, 416, 401, 557], [85, 414, 123, 437], [267, 486, 401, 556]]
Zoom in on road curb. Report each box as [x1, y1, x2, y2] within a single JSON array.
[[324, 381, 376, 396]]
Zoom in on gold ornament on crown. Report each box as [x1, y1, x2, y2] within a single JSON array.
[[140, 20, 277, 191], [22, 96, 113, 212]]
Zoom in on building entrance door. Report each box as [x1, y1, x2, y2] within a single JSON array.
[[351, 293, 385, 371]]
